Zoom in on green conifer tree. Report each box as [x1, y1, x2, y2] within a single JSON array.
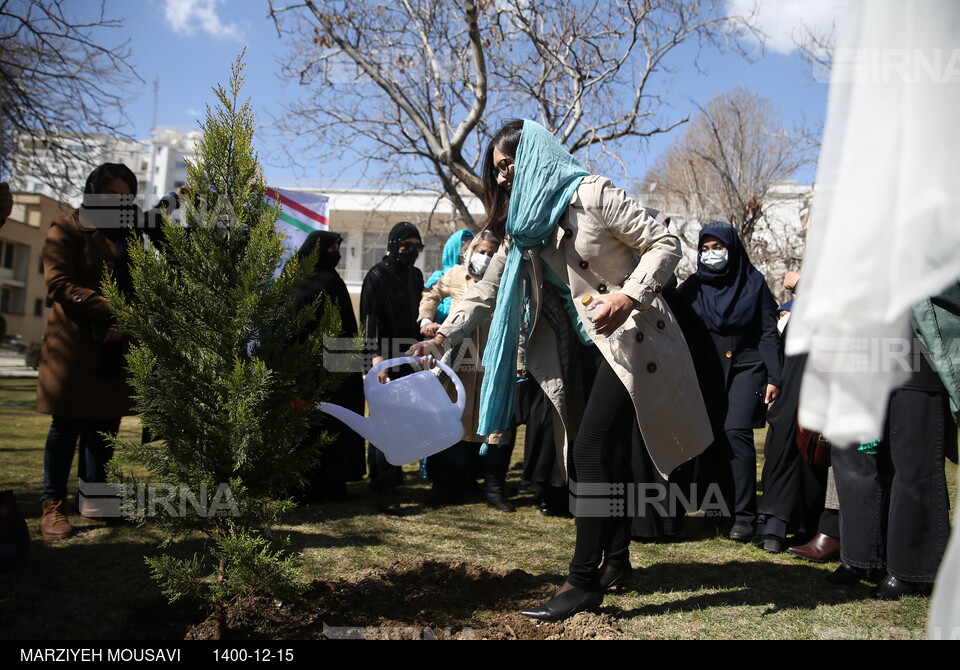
[[104, 56, 342, 638]]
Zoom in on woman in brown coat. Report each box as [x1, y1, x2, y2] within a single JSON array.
[[37, 163, 139, 539]]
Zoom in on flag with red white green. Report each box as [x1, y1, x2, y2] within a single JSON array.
[[265, 187, 330, 262]]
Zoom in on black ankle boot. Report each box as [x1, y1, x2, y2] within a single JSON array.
[[375, 487, 400, 515], [483, 474, 515, 513], [871, 575, 932, 600], [827, 562, 881, 585], [520, 585, 602, 622]]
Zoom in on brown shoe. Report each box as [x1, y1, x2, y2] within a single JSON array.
[[40, 499, 76, 539], [787, 533, 840, 563]]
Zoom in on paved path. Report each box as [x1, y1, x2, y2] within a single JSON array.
[[0, 352, 38, 378]]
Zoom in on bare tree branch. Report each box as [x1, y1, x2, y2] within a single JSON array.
[[643, 86, 815, 292], [794, 20, 835, 77], [0, 0, 140, 196], [269, 0, 758, 228]]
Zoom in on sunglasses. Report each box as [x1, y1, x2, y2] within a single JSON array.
[[496, 157, 514, 177], [398, 240, 424, 252]]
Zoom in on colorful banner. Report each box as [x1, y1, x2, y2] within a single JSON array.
[[265, 187, 330, 263]]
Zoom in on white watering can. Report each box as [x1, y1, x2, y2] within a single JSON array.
[[317, 356, 466, 466]]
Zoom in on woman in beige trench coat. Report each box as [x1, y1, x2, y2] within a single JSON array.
[[413, 120, 712, 621]]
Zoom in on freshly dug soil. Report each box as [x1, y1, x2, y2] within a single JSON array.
[[186, 557, 623, 640]]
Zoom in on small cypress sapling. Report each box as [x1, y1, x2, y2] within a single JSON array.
[[104, 55, 342, 638]]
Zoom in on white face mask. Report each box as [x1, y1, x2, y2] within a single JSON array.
[[701, 249, 728, 271], [469, 252, 492, 278]]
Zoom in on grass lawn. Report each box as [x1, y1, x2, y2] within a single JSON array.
[[0, 376, 955, 640]]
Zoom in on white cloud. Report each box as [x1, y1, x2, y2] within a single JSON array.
[[163, 0, 244, 41], [727, 0, 847, 55]]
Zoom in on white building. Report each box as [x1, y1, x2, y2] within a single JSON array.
[[142, 127, 201, 199], [9, 127, 199, 208]]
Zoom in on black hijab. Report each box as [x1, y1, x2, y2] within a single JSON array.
[[297, 230, 343, 273], [292, 230, 357, 336], [384, 221, 421, 270], [361, 222, 424, 347], [681, 221, 768, 331]]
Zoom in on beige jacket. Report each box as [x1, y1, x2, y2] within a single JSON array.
[[418, 265, 488, 443], [438, 176, 712, 479], [419, 264, 474, 325]]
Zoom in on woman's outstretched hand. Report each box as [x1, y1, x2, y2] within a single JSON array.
[[591, 293, 636, 336], [408, 334, 446, 360]]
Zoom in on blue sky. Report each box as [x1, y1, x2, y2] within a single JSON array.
[[82, 0, 846, 186]]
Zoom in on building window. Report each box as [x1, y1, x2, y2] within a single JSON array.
[[362, 231, 387, 276], [34, 298, 43, 317], [0, 286, 24, 314], [1, 241, 14, 269]]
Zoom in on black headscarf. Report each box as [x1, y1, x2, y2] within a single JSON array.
[[384, 221, 421, 269], [680, 221, 768, 331], [292, 230, 357, 337], [361, 222, 424, 350], [297, 230, 343, 273]]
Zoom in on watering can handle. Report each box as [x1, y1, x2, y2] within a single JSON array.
[[433, 357, 466, 418], [364, 356, 418, 395], [364, 356, 466, 418]]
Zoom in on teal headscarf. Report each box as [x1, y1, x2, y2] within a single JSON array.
[[477, 120, 590, 436], [426, 228, 474, 323]]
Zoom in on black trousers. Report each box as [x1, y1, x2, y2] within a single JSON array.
[[757, 353, 828, 537], [832, 388, 952, 582], [567, 350, 634, 591], [367, 445, 404, 490], [725, 360, 766, 523]]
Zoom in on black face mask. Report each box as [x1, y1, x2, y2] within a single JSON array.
[[396, 249, 419, 267], [327, 249, 341, 268]]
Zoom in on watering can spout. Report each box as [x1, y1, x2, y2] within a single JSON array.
[[316, 402, 380, 444]]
